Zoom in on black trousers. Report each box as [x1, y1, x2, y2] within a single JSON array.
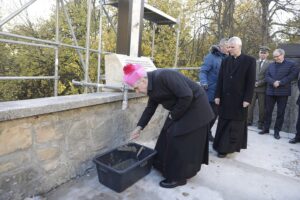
[[295, 103, 300, 138], [264, 95, 288, 132]]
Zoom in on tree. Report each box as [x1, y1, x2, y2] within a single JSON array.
[[259, 0, 300, 44]]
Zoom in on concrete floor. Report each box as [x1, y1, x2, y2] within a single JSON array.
[[45, 126, 300, 200]]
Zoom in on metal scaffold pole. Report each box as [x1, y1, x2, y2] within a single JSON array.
[[54, 0, 60, 96], [174, 17, 180, 68], [97, 2, 104, 92], [84, 0, 93, 93], [151, 23, 156, 60], [174, 0, 183, 68]]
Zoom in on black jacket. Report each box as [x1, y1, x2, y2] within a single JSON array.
[[265, 59, 299, 96], [137, 69, 214, 136], [215, 54, 256, 120]]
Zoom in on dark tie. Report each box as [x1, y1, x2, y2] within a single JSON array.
[[259, 60, 263, 70]]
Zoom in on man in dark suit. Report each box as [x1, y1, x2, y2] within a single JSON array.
[[259, 48, 299, 139], [124, 64, 214, 188], [213, 36, 256, 158], [248, 46, 271, 129], [289, 78, 300, 144]]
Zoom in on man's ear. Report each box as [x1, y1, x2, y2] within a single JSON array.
[[141, 78, 147, 84]]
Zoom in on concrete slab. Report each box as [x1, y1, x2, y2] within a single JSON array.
[[45, 126, 300, 200]]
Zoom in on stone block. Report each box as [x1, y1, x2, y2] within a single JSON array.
[[35, 123, 60, 143], [0, 152, 31, 173], [42, 159, 60, 172], [0, 162, 15, 174], [66, 120, 92, 160], [0, 125, 32, 156], [36, 147, 59, 161]]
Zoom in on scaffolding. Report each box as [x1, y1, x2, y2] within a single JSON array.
[[0, 0, 182, 100]]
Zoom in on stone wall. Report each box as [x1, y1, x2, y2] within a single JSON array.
[[0, 94, 167, 200]]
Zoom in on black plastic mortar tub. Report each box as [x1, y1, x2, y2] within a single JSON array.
[[93, 142, 157, 192]]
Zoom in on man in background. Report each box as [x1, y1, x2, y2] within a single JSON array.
[[199, 38, 229, 141], [259, 48, 299, 139], [247, 46, 271, 129], [289, 78, 300, 144]]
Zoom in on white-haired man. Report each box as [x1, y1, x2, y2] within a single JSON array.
[[213, 36, 256, 158], [259, 48, 299, 139]]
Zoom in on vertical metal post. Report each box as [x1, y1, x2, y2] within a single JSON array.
[[84, 0, 93, 93], [54, 0, 60, 96], [97, 2, 103, 92], [174, 17, 180, 68], [174, 0, 184, 68], [0, 0, 37, 27], [151, 23, 156, 60]]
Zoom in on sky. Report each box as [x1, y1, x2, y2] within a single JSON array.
[[0, 0, 55, 28]]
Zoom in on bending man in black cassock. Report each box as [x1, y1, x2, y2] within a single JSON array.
[[213, 36, 256, 158], [123, 64, 214, 188]]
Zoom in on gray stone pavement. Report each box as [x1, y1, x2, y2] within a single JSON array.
[[45, 126, 300, 200]]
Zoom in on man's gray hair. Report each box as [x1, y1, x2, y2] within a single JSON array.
[[273, 48, 285, 56], [228, 36, 242, 47], [219, 38, 228, 46]]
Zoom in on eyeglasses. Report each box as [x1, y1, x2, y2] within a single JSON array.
[[273, 54, 281, 58]]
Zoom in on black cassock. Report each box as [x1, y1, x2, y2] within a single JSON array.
[[213, 54, 256, 154], [137, 69, 214, 181]]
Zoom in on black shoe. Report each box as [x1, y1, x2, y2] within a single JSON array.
[[258, 130, 269, 135], [289, 137, 300, 144], [208, 131, 214, 142], [217, 153, 227, 158], [159, 179, 187, 188], [274, 132, 280, 140]]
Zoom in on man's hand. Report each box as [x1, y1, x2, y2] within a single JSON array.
[[255, 82, 258, 87], [243, 101, 250, 108], [215, 98, 220, 105], [273, 80, 280, 88], [130, 126, 142, 140], [202, 84, 208, 90]]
